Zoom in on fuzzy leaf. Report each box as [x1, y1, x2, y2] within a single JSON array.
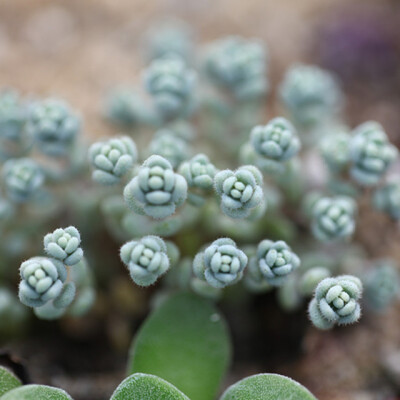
[[1, 384, 73, 400], [0, 367, 21, 397], [110, 373, 189, 400], [220, 373, 317, 400], [128, 292, 231, 400]]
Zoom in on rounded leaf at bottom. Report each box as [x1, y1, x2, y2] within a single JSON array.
[[110, 373, 190, 400]]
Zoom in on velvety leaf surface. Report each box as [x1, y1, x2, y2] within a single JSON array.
[[0, 384, 73, 400], [110, 373, 190, 400], [220, 374, 317, 400], [0, 367, 21, 397], [128, 292, 231, 400]]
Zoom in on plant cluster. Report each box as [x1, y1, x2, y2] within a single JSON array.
[[1, 18, 400, 400]]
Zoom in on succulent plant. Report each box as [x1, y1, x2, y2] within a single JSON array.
[[279, 64, 342, 127], [364, 261, 399, 311], [0, 89, 27, 140], [179, 154, 217, 190], [18, 257, 67, 308], [2, 158, 44, 203], [120, 236, 170, 286], [214, 165, 264, 218], [247, 240, 300, 287], [124, 155, 187, 219], [349, 121, 397, 186], [250, 117, 300, 161], [144, 55, 196, 120], [308, 275, 363, 330], [89, 136, 137, 185], [320, 131, 351, 173], [148, 129, 189, 169], [311, 196, 356, 242], [193, 238, 248, 288], [204, 36, 268, 101], [104, 87, 147, 127], [44, 226, 83, 266], [373, 179, 400, 219], [27, 98, 80, 156]]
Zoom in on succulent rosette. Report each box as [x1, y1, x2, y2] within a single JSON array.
[[214, 165, 264, 219], [193, 238, 248, 288], [2, 158, 44, 203], [248, 240, 300, 287], [250, 117, 300, 162], [204, 36, 268, 101], [89, 136, 137, 185], [373, 179, 400, 220], [279, 64, 342, 127], [27, 98, 80, 156], [19, 257, 67, 308], [311, 196, 356, 242], [120, 236, 170, 286], [44, 226, 83, 266], [308, 275, 363, 330], [148, 130, 189, 169], [124, 155, 188, 219], [349, 121, 398, 186], [144, 55, 196, 120]]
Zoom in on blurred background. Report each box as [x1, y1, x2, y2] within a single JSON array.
[[1, 1, 400, 399]]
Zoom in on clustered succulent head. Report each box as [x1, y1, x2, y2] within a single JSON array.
[[204, 36, 268, 101], [373, 179, 400, 220], [27, 98, 81, 156], [311, 196, 356, 242], [124, 155, 187, 219], [250, 117, 300, 162], [364, 261, 400, 312], [279, 64, 342, 127], [148, 129, 189, 169], [2, 158, 44, 202], [89, 136, 138, 185], [144, 55, 196, 121], [214, 165, 264, 219], [179, 153, 217, 190], [104, 88, 145, 128], [308, 275, 363, 330], [120, 235, 170, 286], [44, 226, 83, 266], [19, 257, 67, 308], [247, 240, 300, 287], [193, 238, 248, 288], [0, 89, 27, 141], [349, 121, 398, 186], [321, 131, 351, 173]]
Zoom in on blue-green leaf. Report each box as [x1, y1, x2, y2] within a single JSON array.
[[110, 373, 189, 400], [0, 384, 73, 400], [220, 374, 317, 400], [0, 367, 21, 397], [128, 292, 231, 400]]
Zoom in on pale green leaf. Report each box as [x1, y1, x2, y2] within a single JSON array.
[[128, 291, 231, 400], [110, 373, 190, 400], [0, 367, 21, 397], [1, 384, 73, 400], [220, 374, 317, 400]]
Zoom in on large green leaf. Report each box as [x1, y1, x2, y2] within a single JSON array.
[[128, 292, 231, 400], [0, 384, 73, 400], [0, 367, 21, 397], [220, 374, 317, 400], [110, 373, 190, 400]]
